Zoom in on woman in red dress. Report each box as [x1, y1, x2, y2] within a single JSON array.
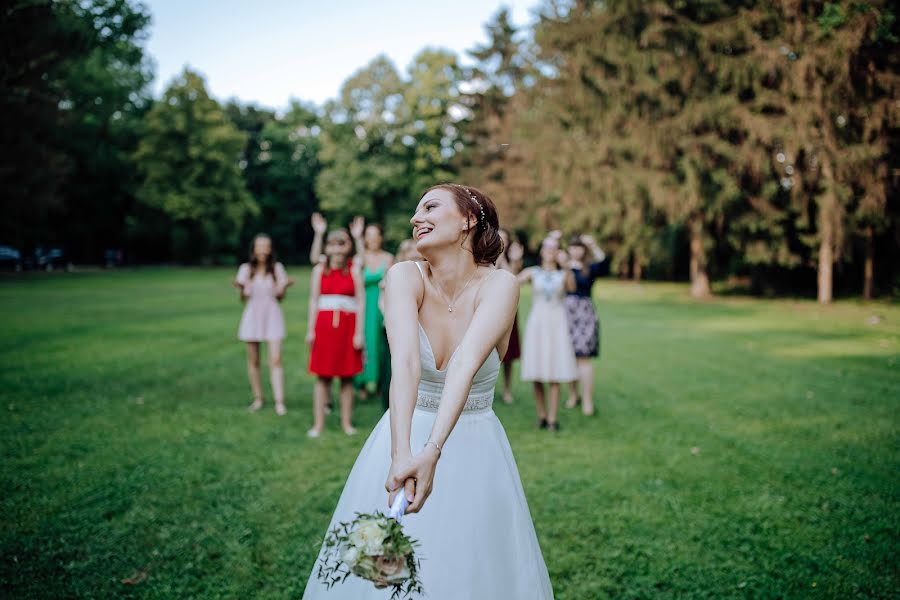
[[306, 228, 365, 437]]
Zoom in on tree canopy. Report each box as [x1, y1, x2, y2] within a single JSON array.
[[4, 0, 896, 300]]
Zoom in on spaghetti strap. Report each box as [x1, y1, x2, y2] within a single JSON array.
[[412, 260, 425, 281]]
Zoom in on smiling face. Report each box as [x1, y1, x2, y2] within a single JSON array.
[[410, 188, 469, 254]]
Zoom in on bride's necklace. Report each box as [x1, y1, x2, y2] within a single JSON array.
[[430, 267, 478, 313]]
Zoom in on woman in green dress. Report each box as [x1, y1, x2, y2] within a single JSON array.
[[357, 223, 394, 400]]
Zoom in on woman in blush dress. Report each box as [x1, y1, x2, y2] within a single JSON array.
[[233, 234, 294, 415], [302, 184, 554, 600], [517, 236, 577, 431]]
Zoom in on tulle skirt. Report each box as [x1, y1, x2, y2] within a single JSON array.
[[302, 407, 554, 600]]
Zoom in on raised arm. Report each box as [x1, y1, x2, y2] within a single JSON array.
[[309, 212, 327, 265], [382, 262, 425, 505], [390, 270, 520, 514], [582, 234, 606, 263], [350, 215, 365, 261]]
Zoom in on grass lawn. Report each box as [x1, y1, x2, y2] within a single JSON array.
[[0, 268, 897, 599]]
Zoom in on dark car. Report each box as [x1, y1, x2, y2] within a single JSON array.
[[0, 246, 22, 271]]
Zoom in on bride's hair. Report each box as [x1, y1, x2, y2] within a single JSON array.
[[423, 183, 503, 265]]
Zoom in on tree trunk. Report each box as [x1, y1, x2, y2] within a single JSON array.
[[689, 216, 711, 298], [817, 230, 833, 304], [633, 258, 643, 283], [817, 177, 837, 305], [863, 225, 874, 301]]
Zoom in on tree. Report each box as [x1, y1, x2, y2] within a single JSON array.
[[247, 101, 322, 262], [315, 55, 408, 235], [737, 1, 898, 303], [133, 69, 256, 262], [0, 0, 152, 259]]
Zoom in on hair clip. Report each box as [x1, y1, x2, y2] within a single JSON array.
[[462, 186, 486, 227]]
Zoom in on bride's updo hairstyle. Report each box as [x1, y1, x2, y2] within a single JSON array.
[[423, 183, 503, 265]]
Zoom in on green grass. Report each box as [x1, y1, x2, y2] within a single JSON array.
[[1, 268, 897, 599]]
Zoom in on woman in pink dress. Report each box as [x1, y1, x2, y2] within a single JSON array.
[[233, 234, 294, 415]]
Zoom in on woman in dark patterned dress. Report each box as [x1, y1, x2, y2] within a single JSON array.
[[564, 234, 607, 416]]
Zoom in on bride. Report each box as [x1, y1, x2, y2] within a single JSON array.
[[303, 184, 554, 599]]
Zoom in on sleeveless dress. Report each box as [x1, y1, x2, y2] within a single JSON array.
[[308, 266, 363, 378], [503, 313, 522, 363], [302, 266, 554, 599], [357, 263, 387, 390], [235, 262, 287, 342], [520, 268, 577, 383]]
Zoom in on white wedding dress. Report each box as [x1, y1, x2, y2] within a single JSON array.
[[302, 321, 554, 599]]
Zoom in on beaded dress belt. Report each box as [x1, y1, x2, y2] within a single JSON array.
[[415, 390, 493, 413]]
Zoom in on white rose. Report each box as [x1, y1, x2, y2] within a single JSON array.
[[350, 520, 387, 556], [342, 546, 360, 567]]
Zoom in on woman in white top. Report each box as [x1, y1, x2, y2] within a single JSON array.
[[517, 236, 577, 431]]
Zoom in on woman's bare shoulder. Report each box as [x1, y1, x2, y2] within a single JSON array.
[[482, 268, 518, 293], [385, 261, 426, 294]]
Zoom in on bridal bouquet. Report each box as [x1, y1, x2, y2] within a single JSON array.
[[316, 493, 424, 599]]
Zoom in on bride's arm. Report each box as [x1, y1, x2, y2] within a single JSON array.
[[391, 269, 520, 514], [382, 262, 424, 502]]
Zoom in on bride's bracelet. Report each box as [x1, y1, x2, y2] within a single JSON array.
[[424, 440, 442, 458]]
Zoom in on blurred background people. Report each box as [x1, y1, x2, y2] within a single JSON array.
[[233, 234, 294, 415], [497, 228, 524, 404], [517, 236, 576, 431], [356, 223, 394, 401], [306, 228, 364, 437], [564, 234, 607, 416]]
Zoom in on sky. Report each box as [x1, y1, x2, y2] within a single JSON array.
[[145, 0, 540, 112]]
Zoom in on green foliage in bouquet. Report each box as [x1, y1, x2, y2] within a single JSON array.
[[317, 512, 424, 600]]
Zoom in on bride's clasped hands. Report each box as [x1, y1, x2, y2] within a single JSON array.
[[385, 443, 441, 514]]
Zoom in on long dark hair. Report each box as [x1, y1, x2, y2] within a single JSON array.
[[422, 183, 503, 265], [248, 234, 276, 279]]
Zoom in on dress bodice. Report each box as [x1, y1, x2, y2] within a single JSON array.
[[363, 263, 386, 289], [236, 262, 286, 301], [319, 266, 356, 297], [532, 268, 567, 305], [569, 262, 605, 298], [415, 324, 500, 413]]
